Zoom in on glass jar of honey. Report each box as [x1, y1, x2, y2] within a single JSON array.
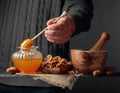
[[12, 46, 42, 74]]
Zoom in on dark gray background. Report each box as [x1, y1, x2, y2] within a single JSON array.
[[70, 0, 120, 72], [0, 0, 120, 93]]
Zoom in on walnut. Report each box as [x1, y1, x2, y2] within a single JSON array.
[[104, 66, 116, 76], [6, 67, 20, 74], [92, 69, 103, 76]]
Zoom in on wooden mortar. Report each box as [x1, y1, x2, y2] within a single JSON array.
[[71, 32, 110, 74]]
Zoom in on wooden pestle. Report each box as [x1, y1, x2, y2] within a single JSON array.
[[90, 32, 110, 50]]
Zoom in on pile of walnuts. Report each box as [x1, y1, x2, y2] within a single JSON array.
[[40, 55, 73, 74], [42, 55, 72, 68]]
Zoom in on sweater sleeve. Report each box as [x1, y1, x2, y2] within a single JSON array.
[[62, 0, 94, 36]]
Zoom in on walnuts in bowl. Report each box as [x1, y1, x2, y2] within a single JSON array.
[[40, 55, 73, 74]]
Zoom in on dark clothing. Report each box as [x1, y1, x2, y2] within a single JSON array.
[[0, 0, 93, 93]]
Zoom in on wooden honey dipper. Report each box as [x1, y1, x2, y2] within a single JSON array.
[[90, 32, 110, 50], [20, 11, 67, 50]]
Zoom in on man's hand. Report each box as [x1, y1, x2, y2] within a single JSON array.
[[45, 16, 76, 44]]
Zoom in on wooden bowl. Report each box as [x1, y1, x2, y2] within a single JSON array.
[[70, 49, 108, 74], [41, 65, 73, 74]]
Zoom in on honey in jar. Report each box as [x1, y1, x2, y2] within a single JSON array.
[[12, 46, 42, 74]]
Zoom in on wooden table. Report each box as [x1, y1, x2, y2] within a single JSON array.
[[0, 73, 120, 93]]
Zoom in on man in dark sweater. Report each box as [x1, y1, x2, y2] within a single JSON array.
[[0, 0, 93, 93]]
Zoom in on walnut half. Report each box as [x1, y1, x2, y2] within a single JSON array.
[[6, 67, 20, 74]]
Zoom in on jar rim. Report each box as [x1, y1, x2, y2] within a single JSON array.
[[17, 46, 38, 50]]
